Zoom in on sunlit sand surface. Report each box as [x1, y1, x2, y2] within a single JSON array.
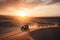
[[0, 25, 59, 40], [0, 15, 60, 40], [0, 27, 34, 40]]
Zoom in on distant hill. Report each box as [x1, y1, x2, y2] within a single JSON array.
[[0, 15, 60, 20], [0, 15, 60, 23]]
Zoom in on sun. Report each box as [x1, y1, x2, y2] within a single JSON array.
[[16, 9, 28, 17], [10, 8, 31, 17], [19, 10, 27, 17]]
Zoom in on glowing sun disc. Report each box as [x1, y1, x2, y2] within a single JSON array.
[[20, 11, 27, 16], [17, 10, 28, 17]]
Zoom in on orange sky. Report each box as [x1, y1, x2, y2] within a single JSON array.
[[0, 0, 60, 17]]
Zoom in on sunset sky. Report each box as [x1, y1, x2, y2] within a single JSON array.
[[0, 0, 60, 17]]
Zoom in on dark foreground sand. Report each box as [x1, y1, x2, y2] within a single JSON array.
[[0, 27, 60, 40]]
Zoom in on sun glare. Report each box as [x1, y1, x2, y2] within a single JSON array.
[[8, 8, 32, 17], [15, 8, 30, 17], [18, 10, 27, 17]]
